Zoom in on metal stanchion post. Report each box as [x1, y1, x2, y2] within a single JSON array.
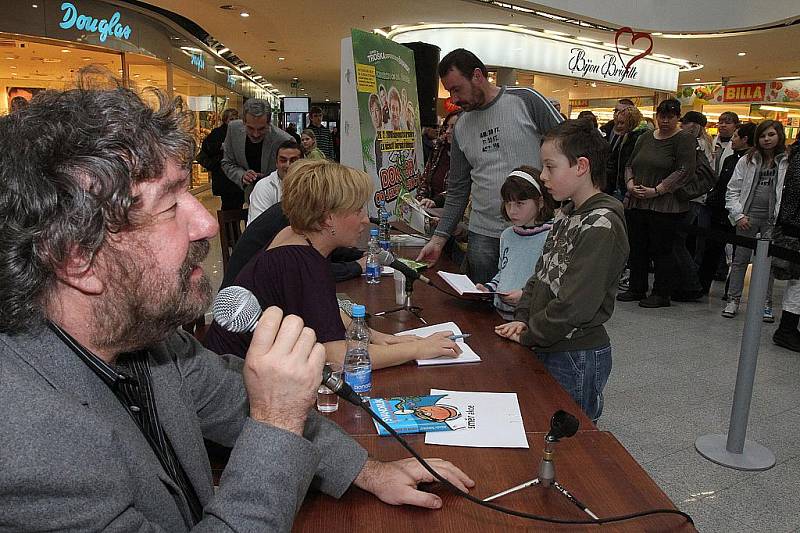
[[695, 236, 776, 470]]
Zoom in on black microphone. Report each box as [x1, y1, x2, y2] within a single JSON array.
[[212, 286, 363, 406], [377, 249, 431, 284]]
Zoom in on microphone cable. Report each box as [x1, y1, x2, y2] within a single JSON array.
[[351, 398, 694, 527]]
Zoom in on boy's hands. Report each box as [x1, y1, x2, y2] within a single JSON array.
[[495, 321, 527, 344]]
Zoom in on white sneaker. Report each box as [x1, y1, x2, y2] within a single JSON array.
[[722, 300, 739, 318]]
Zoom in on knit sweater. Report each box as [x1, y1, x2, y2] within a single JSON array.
[[514, 193, 628, 352], [485, 223, 551, 319], [434, 87, 563, 239]]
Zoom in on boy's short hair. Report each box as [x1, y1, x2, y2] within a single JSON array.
[[282, 160, 372, 232], [500, 166, 555, 222], [542, 119, 610, 191], [736, 122, 756, 147]]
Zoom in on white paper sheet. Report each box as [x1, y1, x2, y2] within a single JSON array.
[[424, 389, 528, 448], [436, 271, 488, 295], [395, 322, 482, 366]]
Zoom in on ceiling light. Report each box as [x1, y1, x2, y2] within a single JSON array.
[[31, 3, 38, 7], [277, 57, 285, 61], [325, 98, 330, 102], [252, 75, 263, 79], [240, 65, 252, 71], [737, 52, 747, 56], [82, 57, 92, 61], [651, 32, 663, 36], [776, 76, 800, 80], [694, 78, 701, 81], [9, 65, 16, 69], [240, 11, 250, 17], [61, 49, 70, 53], [4, 56, 14, 60], [217, 47, 229, 55], [760, 105, 789, 112], [265, 83, 273, 87]]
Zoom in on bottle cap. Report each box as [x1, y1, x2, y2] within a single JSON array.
[[370, 228, 379, 236], [351, 304, 366, 318]]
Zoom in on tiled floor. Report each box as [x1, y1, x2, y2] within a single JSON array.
[[197, 190, 800, 531]]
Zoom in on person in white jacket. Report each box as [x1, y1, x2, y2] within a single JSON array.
[[724, 120, 789, 320], [246, 140, 303, 225]]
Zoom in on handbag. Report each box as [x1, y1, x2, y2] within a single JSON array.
[[676, 141, 718, 201]]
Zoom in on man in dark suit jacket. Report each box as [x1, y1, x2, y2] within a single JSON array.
[[222, 99, 292, 201], [198, 108, 243, 209], [0, 75, 473, 531]]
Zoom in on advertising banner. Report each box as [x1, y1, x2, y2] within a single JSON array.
[[341, 29, 424, 216]]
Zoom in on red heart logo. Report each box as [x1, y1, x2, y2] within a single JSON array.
[[614, 27, 654, 71]]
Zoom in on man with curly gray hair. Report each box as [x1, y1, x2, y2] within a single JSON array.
[[0, 77, 473, 530]]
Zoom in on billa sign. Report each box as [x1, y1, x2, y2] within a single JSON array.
[[723, 83, 767, 103]]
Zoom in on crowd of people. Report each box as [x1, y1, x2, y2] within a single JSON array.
[[2, 43, 800, 530]]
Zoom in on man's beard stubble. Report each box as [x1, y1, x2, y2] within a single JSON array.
[[91, 239, 211, 353]]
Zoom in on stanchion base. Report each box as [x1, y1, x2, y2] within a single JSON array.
[[695, 434, 775, 471]]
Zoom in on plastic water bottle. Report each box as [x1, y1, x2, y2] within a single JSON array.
[[343, 305, 372, 398], [378, 201, 391, 251], [365, 228, 381, 284]]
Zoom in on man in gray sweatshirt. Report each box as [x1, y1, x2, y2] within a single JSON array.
[[417, 49, 563, 283]]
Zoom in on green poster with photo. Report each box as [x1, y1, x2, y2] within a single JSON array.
[[350, 29, 424, 214]]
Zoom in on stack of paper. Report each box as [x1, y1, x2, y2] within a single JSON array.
[[395, 322, 482, 366], [424, 389, 528, 448]]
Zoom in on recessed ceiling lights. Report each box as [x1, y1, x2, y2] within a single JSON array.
[[82, 57, 92, 61], [277, 57, 285, 61], [325, 98, 330, 102], [240, 11, 249, 17], [217, 47, 229, 55], [694, 78, 701, 81], [737, 52, 747, 56], [9, 65, 16, 69], [61, 48, 70, 53], [31, 3, 38, 7], [240, 65, 252, 71]]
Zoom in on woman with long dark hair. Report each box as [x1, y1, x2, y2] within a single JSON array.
[[417, 111, 460, 208], [723, 119, 789, 320]]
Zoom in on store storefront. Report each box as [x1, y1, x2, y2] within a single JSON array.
[[677, 80, 800, 143], [0, 0, 276, 190], [387, 24, 685, 126]]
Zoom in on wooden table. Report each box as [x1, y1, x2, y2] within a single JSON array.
[[293, 253, 695, 531], [295, 432, 695, 532]]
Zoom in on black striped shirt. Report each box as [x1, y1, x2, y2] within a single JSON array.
[[48, 322, 203, 525]]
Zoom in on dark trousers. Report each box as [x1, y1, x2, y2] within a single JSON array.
[[674, 209, 703, 294], [626, 208, 684, 298], [698, 220, 734, 293]]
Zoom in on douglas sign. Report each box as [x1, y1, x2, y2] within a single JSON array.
[[59, 2, 133, 43]]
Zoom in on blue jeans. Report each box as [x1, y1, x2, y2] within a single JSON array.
[[536, 345, 612, 422], [464, 231, 500, 285]]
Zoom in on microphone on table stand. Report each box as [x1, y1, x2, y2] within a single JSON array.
[[483, 410, 597, 520], [212, 286, 364, 406]]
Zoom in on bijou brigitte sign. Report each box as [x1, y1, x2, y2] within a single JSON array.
[[392, 26, 679, 92]]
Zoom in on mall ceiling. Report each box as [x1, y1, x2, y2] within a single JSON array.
[[149, 0, 800, 101]]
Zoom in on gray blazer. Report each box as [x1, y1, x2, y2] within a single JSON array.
[[0, 327, 367, 531], [222, 119, 293, 190]]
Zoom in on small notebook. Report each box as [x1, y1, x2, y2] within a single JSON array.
[[396, 322, 482, 366], [437, 271, 496, 295]]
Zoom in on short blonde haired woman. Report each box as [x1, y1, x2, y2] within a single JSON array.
[[204, 160, 460, 367], [300, 128, 326, 160]]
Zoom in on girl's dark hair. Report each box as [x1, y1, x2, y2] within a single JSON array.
[[748, 119, 786, 163], [736, 122, 757, 147], [500, 166, 556, 223]]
